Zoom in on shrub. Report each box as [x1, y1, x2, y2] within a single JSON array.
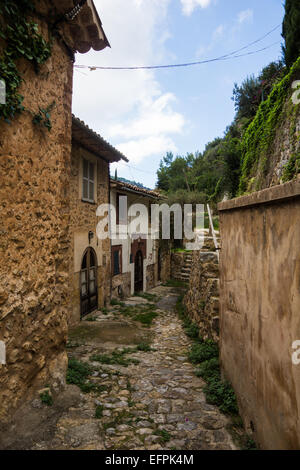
[[204, 377, 239, 415], [188, 340, 219, 364]]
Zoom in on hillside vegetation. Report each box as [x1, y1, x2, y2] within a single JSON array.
[[156, 2, 300, 203]]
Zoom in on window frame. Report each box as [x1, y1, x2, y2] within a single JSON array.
[[82, 157, 96, 203]]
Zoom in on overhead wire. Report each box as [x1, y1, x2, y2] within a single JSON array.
[[74, 24, 281, 71]]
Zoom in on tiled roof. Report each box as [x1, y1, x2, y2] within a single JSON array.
[[50, 0, 110, 53], [72, 115, 128, 163], [110, 179, 161, 199]]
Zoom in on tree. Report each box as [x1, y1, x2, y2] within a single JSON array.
[[232, 76, 261, 119], [282, 0, 300, 67]]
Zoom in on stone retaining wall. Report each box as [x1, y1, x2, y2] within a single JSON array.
[[184, 251, 219, 342]]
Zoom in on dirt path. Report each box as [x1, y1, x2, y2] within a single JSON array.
[[1, 286, 236, 450]]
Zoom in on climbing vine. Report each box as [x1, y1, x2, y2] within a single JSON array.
[[238, 56, 300, 194], [0, 0, 53, 127]]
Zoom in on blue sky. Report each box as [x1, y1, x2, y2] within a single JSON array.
[[72, 0, 285, 188]]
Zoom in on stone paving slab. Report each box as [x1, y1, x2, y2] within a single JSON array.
[[1, 286, 237, 450]]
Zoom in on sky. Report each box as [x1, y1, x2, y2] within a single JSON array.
[[72, 0, 285, 188]]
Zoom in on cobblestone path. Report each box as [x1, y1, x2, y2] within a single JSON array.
[[2, 286, 237, 450]]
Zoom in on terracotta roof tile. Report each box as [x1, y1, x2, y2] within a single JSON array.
[[72, 115, 128, 163], [110, 179, 161, 199]]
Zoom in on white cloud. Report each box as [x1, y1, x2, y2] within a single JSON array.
[[72, 0, 184, 170], [181, 0, 212, 16], [212, 24, 224, 40], [195, 23, 224, 58], [238, 9, 253, 24], [108, 93, 184, 139], [116, 136, 177, 164]]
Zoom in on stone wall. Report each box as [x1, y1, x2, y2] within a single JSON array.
[[69, 142, 111, 325], [171, 251, 192, 282], [218, 178, 300, 449], [146, 264, 155, 290], [158, 247, 171, 284], [111, 272, 131, 299], [184, 251, 219, 342], [0, 6, 73, 425]]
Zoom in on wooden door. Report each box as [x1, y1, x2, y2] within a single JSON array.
[[134, 250, 143, 292], [80, 248, 98, 318]]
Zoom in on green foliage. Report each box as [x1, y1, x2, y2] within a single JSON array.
[[282, 150, 300, 182], [188, 340, 219, 364], [136, 342, 152, 352], [154, 429, 171, 443], [238, 57, 300, 194], [40, 390, 53, 406], [134, 292, 158, 302], [195, 357, 220, 381], [163, 279, 188, 288], [32, 101, 56, 131], [118, 302, 159, 326], [185, 324, 199, 339], [95, 404, 104, 419], [0, 0, 52, 124], [90, 347, 140, 367], [66, 358, 106, 394], [232, 75, 262, 120], [176, 295, 239, 417], [67, 358, 92, 386], [232, 62, 284, 121], [110, 298, 125, 306], [204, 377, 239, 415], [155, 60, 288, 202], [282, 0, 300, 67], [133, 310, 158, 326]]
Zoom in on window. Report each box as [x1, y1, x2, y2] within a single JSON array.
[[112, 245, 122, 276], [116, 193, 127, 225], [82, 158, 95, 202]]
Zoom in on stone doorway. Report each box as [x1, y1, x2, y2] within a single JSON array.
[[80, 247, 98, 318], [134, 250, 143, 292]]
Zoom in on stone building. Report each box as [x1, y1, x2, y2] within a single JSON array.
[[0, 0, 109, 425], [110, 179, 161, 298], [69, 116, 127, 325]]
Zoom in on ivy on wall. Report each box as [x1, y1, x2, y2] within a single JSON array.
[[0, 0, 53, 129], [238, 56, 300, 194]]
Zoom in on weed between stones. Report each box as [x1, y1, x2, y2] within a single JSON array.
[[39, 390, 53, 406], [154, 429, 171, 443], [118, 303, 159, 326], [66, 357, 108, 394]]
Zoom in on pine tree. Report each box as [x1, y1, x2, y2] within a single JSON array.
[[282, 0, 300, 67]]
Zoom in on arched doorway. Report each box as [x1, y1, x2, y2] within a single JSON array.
[[80, 247, 98, 318], [134, 250, 143, 292]]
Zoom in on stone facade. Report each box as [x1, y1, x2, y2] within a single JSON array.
[[110, 181, 160, 297], [68, 140, 111, 325], [218, 178, 300, 449], [0, 6, 73, 425], [158, 247, 171, 284], [0, 1, 108, 426]]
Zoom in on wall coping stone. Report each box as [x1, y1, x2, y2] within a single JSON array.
[[218, 177, 300, 212]]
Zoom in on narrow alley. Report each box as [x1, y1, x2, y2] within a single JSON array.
[[1, 286, 236, 451]]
